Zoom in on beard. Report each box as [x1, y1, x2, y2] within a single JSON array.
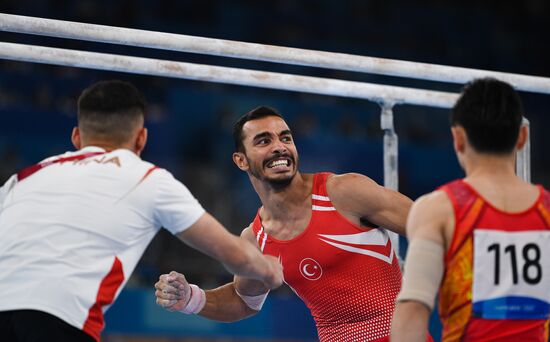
[[246, 153, 298, 189], [266, 174, 294, 189]]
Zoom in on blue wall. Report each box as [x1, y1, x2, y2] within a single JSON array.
[[104, 288, 318, 341], [104, 288, 445, 341]]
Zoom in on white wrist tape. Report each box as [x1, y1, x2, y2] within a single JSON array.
[[397, 238, 444, 311], [179, 284, 206, 314], [235, 289, 269, 311]]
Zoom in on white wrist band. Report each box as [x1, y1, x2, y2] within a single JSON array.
[[235, 289, 269, 311], [179, 284, 206, 314]]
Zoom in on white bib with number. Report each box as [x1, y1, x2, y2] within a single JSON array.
[[473, 229, 550, 319]]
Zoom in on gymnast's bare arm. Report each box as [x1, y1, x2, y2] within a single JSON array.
[[156, 226, 270, 322], [391, 191, 451, 342], [326, 173, 413, 236], [175, 213, 282, 288]]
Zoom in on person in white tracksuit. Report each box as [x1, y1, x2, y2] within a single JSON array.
[[0, 80, 283, 342]]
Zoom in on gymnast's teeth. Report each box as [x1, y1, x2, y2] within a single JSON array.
[[268, 159, 289, 168]]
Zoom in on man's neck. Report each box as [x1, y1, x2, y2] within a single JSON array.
[[80, 141, 133, 154], [252, 172, 314, 222], [462, 152, 538, 213], [463, 153, 518, 183]]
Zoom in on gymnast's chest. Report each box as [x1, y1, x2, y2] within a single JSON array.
[[263, 214, 371, 286]]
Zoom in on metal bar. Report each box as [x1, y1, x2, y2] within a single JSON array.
[[516, 117, 531, 182], [381, 103, 399, 191], [1, 13, 550, 94], [0, 42, 460, 108], [380, 103, 401, 261]]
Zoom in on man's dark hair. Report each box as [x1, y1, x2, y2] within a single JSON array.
[[451, 78, 524, 154], [77, 80, 147, 144], [233, 106, 285, 152]]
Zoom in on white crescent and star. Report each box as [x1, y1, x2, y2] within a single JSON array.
[[302, 264, 317, 277], [299, 258, 322, 280]]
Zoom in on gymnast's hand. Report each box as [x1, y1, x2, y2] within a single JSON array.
[[154, 271, 192, 311], [262, 254, 284, 289]]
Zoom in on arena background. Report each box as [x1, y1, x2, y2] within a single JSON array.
[[1, 1, 549, 341]]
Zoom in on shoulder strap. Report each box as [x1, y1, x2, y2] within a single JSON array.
[[536, 187, 550, 228], [311, 173, 336, 211], [439, 180, 485, 258], [439, 180, 479, 221], [251, 209, 268, 252], [312, 172, 332, 197]]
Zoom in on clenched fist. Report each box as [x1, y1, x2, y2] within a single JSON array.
[[154, 271, 191, 311]]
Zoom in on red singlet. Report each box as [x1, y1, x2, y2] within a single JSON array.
[[439, 180, 550, 342], [252, 173, 402, 341]]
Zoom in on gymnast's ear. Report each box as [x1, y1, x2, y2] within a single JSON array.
[[232, 152, 249, 171], [451, 125, 466, 154], [516, 124, 528, 150]]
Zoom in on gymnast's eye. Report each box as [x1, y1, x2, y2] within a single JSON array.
[[281, 135, 292, 142]]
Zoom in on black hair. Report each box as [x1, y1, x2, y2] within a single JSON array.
[[451, 78, 524, 154], [233, 106, 285, 152], [77, 80, 147, 144]]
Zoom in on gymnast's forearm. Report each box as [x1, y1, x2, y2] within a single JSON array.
[[199, 282, 258, 322]]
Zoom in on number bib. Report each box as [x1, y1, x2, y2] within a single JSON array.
[[473, 230, 550, 319]]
